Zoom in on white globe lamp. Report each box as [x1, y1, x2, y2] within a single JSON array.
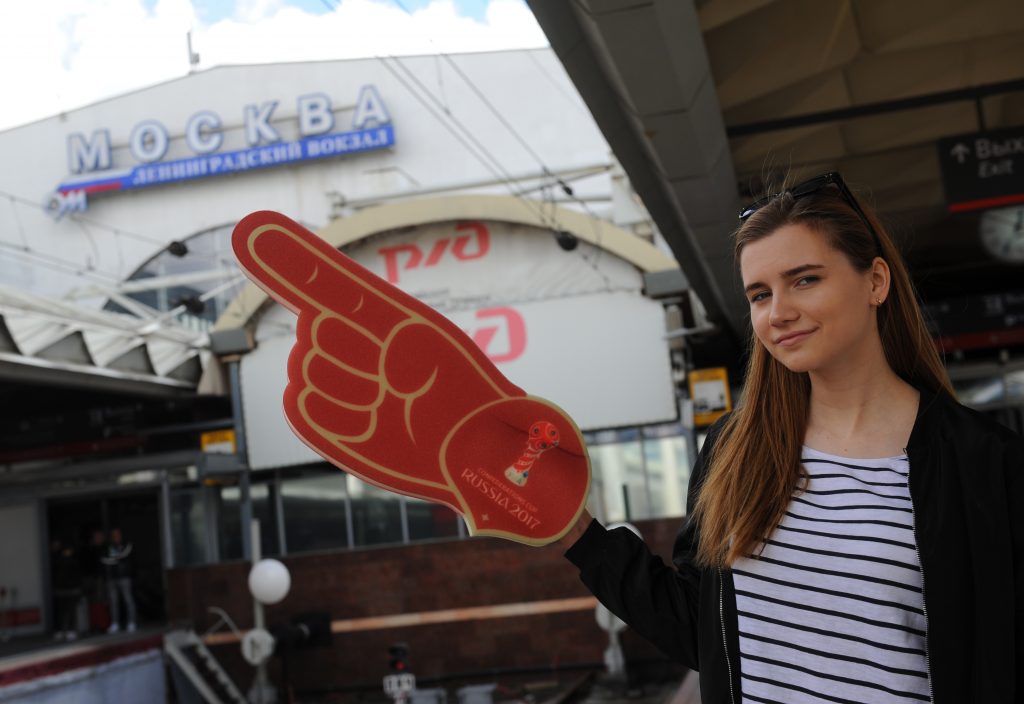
[[248, 559, 291, 605]]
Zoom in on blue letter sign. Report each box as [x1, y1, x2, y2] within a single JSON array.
[[53, 87, 395, 213]]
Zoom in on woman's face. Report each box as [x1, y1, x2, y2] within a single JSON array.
[[739, 222, 886, 375]]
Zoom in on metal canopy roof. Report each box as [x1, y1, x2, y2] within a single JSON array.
[[712, 0, 1024, 208], [0, 285, 208, 396], [529, 0, 1024, 351]]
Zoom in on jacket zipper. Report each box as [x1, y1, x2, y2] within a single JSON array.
[[905, 448, 934, 703], [718, 567, 736, 704]]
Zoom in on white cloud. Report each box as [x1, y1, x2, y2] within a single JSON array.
[[0, 0, 546, 131]]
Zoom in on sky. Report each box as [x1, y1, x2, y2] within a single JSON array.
[[0, 0, 547, 132]]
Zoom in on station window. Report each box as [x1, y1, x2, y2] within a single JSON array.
[[405, 496, 461, 542], [104, 223, 245, 332], [280, 472, 350, 554], [584, 423, 691, 525], [218, 483, 280, 559], [169, 487, 207, 567], [347, 475, 404, 547], [166, 420, 700, 567]]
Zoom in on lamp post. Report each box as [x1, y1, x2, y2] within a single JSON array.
[[243, 520, 291, 704]]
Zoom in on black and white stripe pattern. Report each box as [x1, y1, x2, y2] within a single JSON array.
[[732, 447, 930, 703]]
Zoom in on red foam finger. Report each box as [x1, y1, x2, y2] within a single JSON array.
[[312, 315, 381, 377], [300, 388, 377, 439], [233, 211, 591, 545], [304, 353, 381, 409]]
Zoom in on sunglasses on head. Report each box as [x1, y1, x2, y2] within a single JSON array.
[[738, 172, 884, 256]]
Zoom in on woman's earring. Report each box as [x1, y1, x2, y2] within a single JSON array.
[[875, 298, 883, 305]]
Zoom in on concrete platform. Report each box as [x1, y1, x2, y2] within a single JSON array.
[[0, 628, 164, 689]]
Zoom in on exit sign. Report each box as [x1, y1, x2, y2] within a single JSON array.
[[937, 127, 1024, 213]]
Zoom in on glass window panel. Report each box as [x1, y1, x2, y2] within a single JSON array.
[[405, 497, 460, 542], [281, 472, 350, 554], [104, 224, 246, 331], [642, 435, 689, 519], [587, 433, 648, 524], [219, 482, 279, 561], [347, 476, 403, 547], [170, 488, 207, 566], [219, 486, 241, 560], [256, 484, 281, 557]]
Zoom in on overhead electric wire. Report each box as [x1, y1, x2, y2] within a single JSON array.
[[384, 0, 618, 286], [375, 55, 560, 234], [0, 186, 243, 302], [0, 193, 156, 283], [439, 50, 613, 279], [437, 50, 613, 276], [441, 54, 603, 214], [382, 0, 572, 232], [0, 188, 166, 248], [0, 239, 120, 284], [388, 0, 604, 217], [384, 58, 539, 208], [381, 52, 619, 291]]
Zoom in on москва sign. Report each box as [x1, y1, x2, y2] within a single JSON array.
[[49, 85, 394, 216]]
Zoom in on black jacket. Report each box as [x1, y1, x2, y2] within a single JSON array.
[[101, 541, 134, 580], [566, 388, 1023, 703]]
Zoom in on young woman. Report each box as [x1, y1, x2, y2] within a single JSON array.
[[559, 173, 1023, 704]]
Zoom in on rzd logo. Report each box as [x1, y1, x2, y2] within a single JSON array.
[[468, 307, 526, 364], [45, 190, 87, 220], [378, 222, 490, 284]]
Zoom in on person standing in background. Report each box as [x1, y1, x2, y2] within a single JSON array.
[[50, 538, 82, 641], [101, 527, 137, 633]]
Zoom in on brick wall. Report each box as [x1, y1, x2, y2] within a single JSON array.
[[166, 516, 686, 694]]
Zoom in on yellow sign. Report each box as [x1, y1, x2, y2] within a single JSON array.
[[201, 429, 236, 454], [688, 367, 731, 427]]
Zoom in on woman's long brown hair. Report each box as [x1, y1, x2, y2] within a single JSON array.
[[692, 183, 955, 568]]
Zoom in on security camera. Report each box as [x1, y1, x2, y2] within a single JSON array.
[[555, 230, 578, 251]]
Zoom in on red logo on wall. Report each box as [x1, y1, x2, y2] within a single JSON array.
[[378, 221, 490, 284], [468, 307, 526, 364]]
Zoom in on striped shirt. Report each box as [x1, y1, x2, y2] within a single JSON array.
[[731, 446, 931, 704]]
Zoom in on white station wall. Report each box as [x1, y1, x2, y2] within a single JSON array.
[[241, 220, 676, 470]]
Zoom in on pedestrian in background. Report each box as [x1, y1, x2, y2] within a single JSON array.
[[560, 173, 1023, 703], [101, 527, 137, 633], [50, 538, 82, 641]]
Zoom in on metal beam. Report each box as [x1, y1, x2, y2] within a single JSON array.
[[0, 352, 195, 396], [727, 77, 1024, 137]]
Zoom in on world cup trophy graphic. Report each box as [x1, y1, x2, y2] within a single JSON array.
[[505, 421, 560, 487]]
